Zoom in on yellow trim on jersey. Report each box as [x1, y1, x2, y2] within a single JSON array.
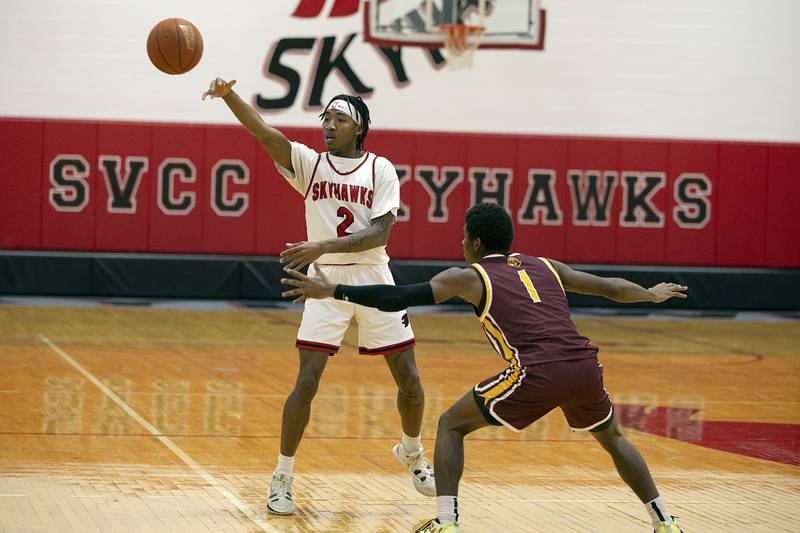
[[482, 316, 514, 360], [471, 263, 493, 322], [539, 257, 565, 293], [477, 315, 524, 402]]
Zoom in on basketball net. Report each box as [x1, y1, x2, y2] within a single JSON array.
[[439, 24, 485, 69]]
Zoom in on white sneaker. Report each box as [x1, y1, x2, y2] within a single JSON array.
[[267, 472, 294, 515], [392, 442, 436, 496]]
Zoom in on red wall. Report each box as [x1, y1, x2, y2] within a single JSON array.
[[1, 117, 798, 267]]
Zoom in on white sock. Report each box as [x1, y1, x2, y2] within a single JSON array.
[[402, 433, 421, 452], [645, 496, 672, 526], [275, 453, 295, 475], [437, 495, 458, 524]]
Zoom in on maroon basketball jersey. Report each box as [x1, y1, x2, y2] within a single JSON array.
[[472, 254, 598, 367]]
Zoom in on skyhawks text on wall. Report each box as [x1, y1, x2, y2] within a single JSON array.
[[46, 153, 711, 230]]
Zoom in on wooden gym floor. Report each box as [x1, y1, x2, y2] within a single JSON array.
[[0, 303, 798, 532]]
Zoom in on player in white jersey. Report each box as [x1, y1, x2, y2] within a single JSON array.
[[203, 78, 435, 514]]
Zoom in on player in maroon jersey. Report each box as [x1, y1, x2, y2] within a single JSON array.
[[281, 203, 687, 533]]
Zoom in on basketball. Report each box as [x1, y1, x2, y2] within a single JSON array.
[[146, 18, 203, 75]]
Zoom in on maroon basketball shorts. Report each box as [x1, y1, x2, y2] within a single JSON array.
[[472, 357, 613, 432]]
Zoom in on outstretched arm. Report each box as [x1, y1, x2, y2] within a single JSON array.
[[281, 265, 484, 310], [280, 211, 396, 271], [202, 78, 292, 170], [549, 260, 687, 303]]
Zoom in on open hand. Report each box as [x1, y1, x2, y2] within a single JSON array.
[[648, 282, 688, 303], [281, 264, 335, 303], [202, 78, 236, 100], [280, 241, 328, 271]]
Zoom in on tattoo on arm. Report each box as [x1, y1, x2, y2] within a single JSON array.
[[372, 212, 395, 232], [339, 212, 395, 253]]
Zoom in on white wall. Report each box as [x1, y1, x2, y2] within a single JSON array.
[[2, 0, 799, 141]]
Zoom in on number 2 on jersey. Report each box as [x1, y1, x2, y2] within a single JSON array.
[[336, 206, 354, 237], [518, 270, 542, 303]]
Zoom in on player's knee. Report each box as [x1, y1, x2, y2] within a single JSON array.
[[593, 422, 624, 452], [437, 408, 461, 435], [436, 411, 451, 434], [400, 377, 423, 400], [395, 368, 423, 399], [293, 373, 321, 402]]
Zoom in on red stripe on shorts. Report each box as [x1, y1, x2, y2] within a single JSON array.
[[358, 338, 415, 356], [296, 339, 339, 354]]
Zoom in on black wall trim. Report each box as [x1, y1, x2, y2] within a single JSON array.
[[0, 251, 797, 311]]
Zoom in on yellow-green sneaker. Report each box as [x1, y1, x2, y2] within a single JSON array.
[[413, 518, 461, 532], [654, 517, 682, 533]]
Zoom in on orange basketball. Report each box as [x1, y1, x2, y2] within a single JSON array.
[[146, 18, 203, 75]]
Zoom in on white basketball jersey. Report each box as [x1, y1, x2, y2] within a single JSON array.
[[276, 141, 400, 265]]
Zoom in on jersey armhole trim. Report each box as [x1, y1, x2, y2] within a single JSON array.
[[471, 263, 492, 321], [539, 257, 565, 293], [371, 155, 378, 191], [303, 153, 322, 200]]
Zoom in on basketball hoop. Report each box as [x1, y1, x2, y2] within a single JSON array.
[[439, 23, 485, 69]]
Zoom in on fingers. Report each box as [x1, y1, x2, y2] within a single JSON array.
[[203, 78, 217, 100], [202, 78, 236, 100], [278, 248, 308, 270], [280, 278, 302, 287], [279, 242, 305, 261], [666, 284, 688, 298], [284, 269, 308, 281], [284, 242, 303, 248], [280, 288, 306, 304], [655, 283, 689, 300], [312, 262, 329, 283], [278, 251, 296, 263], [652, 283, 688, 292], [670, 287, 688, 298], [203, 78, 219, 100], [279, 251, 310, 271], [292, 259, 310, 271], [282, 258, 306, 271]]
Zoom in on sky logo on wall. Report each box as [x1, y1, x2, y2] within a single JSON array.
[[256, 0, 546, 111]]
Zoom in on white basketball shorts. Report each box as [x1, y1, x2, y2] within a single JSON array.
[[295, 263, 416, 356]]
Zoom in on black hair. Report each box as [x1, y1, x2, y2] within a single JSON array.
[[465, 203, 514, 254], [319, 95, 371, 150]]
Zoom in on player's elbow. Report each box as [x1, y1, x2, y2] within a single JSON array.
[[373, 227, 391, 247]]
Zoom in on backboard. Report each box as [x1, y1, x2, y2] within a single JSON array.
[[363, 0, 546, 50]]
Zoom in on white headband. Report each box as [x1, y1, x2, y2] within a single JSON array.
[[327, 98, 362, 127]]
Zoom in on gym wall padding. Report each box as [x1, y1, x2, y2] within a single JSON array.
[[1, 118, 799, 268], [0, 251, 797, 311]]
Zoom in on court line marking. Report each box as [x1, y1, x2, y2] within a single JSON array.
[[38, 334, 277, 533]]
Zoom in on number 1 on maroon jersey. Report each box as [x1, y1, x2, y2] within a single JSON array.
[[518, 270, 542, 303]]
